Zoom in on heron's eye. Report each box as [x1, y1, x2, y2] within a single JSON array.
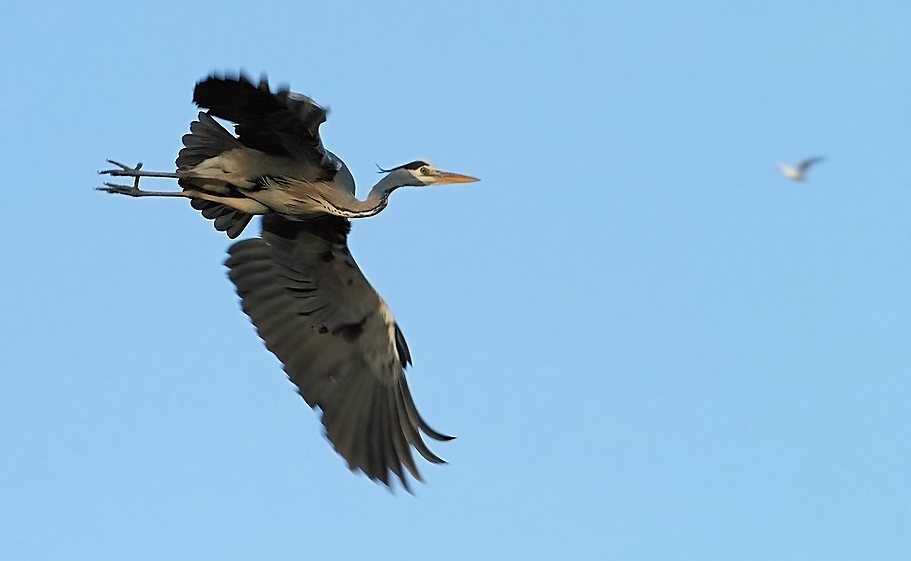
[[420, 166, 431, 175]]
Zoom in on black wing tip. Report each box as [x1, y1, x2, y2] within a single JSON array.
[[192, 70, 275, 112], [339, 449, 425, 494], [366, 468, 419, 495], [798, 155, 826, 170], [420, 415, 456, 441], [196, 69, 257, 87], [194, 70, 327, 114]]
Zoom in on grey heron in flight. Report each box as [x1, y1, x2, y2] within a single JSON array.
[[778, 156, 824, 182], [99, 73, 478, 490]]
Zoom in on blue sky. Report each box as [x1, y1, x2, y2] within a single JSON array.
[[2, 1, 910, 559]]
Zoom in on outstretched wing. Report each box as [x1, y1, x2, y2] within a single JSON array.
[[225, 214, 452, 490], [797, 156, 825, 173], [193, 72, 339, 183]]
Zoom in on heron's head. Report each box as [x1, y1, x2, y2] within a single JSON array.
[[379, 160, 479, 187]]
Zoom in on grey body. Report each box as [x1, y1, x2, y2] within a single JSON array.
[[99, 73, 478, 490]]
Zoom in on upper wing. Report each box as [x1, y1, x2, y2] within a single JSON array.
[[225, 214, 452, 490], [797, 156, 824, 173], [193, 72, 340, 183]]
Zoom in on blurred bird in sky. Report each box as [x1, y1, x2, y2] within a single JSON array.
[[778, 156, 825, 181]]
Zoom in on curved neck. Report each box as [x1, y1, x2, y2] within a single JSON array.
[[328, 169, 416, 218]]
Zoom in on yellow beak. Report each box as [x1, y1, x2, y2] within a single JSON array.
[[436, 171, 480, 184]]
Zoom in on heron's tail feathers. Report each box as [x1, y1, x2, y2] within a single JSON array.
[[189, 199, 254, 239], [176, 111, 242, 170], [176, 112, 253, 238]]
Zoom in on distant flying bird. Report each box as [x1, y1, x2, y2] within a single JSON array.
[[778, 157, 825, 181], [98, 72, 479, 490]]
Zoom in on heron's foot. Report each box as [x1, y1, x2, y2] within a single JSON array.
[[99, 160, 145, 192], [96, 182, 146, 196], [99, 159, 144, 178]]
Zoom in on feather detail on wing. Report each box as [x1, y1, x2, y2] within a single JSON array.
[[224, 214, 452, 490], [193, 72, 340, 182]]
